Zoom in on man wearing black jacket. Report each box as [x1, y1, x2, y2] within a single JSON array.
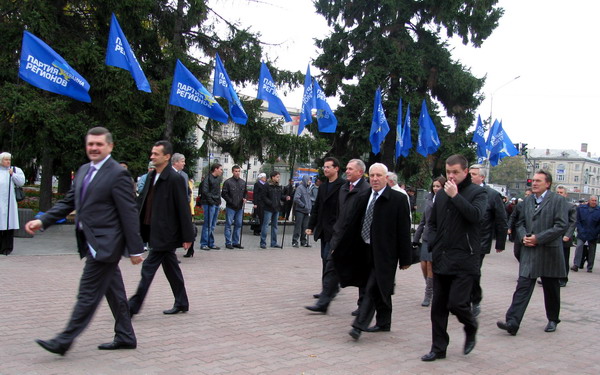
[[222, 165, 247, 249], [128, 140, 195, 316], [422, 155, 487, 362], [199, 163, 223, 250], [469, 164, 508, 317]]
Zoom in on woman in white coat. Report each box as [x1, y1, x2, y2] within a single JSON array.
[[0, 152, 25, 255]]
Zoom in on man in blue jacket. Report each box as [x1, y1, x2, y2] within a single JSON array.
[[571, 196, 600, 272]]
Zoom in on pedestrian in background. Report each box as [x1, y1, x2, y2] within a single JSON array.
[[292, 175, 312, 248], [199, 163, 223, 250], [222, 165, 247, 249], [0, 152, 25, 255]]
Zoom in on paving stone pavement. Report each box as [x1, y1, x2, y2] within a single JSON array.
[[1, 224, 599, 374]]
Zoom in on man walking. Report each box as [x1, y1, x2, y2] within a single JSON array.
[[330, 163, 412, 340], [222, 165, 247, 249], [468, 164, 508, 317], [422, 155, 487, 361], [292, 175, 312, 248], [571, 195, 600, 272], [200, 163, 223, 250], [27, 127, 144, 355], [128, 140, 195, 316], [497, 170, 567, 335]]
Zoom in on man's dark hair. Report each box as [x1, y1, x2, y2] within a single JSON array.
[[210, 163, 222, 172], [526, 187, 533, 193], [535, 169, 553, 187], [323, 156, 340, 169], [232, 165, 241, 171], [270, 171, 280, 178], [87, 127, 113, 144], [154, 140, 173, 156], [445, 154, 468, 170]]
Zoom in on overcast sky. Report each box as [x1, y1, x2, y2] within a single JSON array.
[[209, 0, 600, 153]]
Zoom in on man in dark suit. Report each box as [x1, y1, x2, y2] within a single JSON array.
[[555, 185, 576, 287], [422, 155, 487, 362], [497, 170, 568, 335], [26, 127, 144, 355], [128, 140, 195, 316], [306, 157, 345, 292], [331, 163, 412, 340], [305, 158, 370, 313], [468, 164, 508, 317]]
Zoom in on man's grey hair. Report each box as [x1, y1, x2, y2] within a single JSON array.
[[369, 162, 388, 174], [258, 172, 267, 180], [555, 185, 567, 191], [171, 153, 185, 163], [386, 171, 398, 185], [469, 164, 486, 178], [347, 158, 366, 173], [0, 152, 12, 162]]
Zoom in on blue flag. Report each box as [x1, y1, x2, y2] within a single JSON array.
[[169, 59, 228, 124], [18, 31, 91, 102], [416, 99, 440, 157], [488, 121, 519, 166], [486, 119, 501, 151], [314, 79, 337, 133], [213, 53, 247, 125], [257, 62, 292, 122], [395, 98, 403, 159], [473, 114, 487, 161], [105, 14, 151, 92], [298, 65, 315, 135], [400, 104, 412, 157], [369, 88, 390, 155]]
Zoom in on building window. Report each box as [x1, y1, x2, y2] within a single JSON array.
[[575, 176, 579, 182], [224, 154, 229, 164], [252, 171, 257, 179], [543, 163, 549, 170], [535, 163, 540, 170], [223, 170, 228, 178], [575, 164, 581, 171], [254, 158, 258, 166], [557, 175, 565, 181]]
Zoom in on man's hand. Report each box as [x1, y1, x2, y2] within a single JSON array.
[[507, 228, 512, 235], [130, 255, 143, 265], [444, 180, 458, 198], [523, 234, 538, 247], [25, 219, 43, 235], [183, 242, 192, 250], [253, 204, 257, 209], [495, 249, 504, 253], [399, 265, 410, 270], [563, 236, 570, 242], [305, 229, 313, 235]]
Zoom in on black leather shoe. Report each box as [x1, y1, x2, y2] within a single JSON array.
[[36, 339, 69, 356], [351, 308, 360, 316], [163, 306, 188, 314], [571, 265, 578, 272], [471, 303, 481, 317], [366, 325, 390, 332], [292, 243, 299, 248], [260, 245, 267, 249], [348, 328, 361, 340], [303, 244, 312, 248], [200, 245, 210, 250], [209, 245, 220, 250], [544, 321, 558, 332], [226, 244, 234, 249], [98, 341, 137, 350], [305, 305, 327, 313], [421, 351, 446, 361], [496, 320, 517, 336], [313, 293, 321, 299], [233, 244, 244, 249], [559, 280, 567, 287], [464, 337, 476, 355]]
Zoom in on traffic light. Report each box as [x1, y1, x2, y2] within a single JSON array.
[[526, 178, 532, 186], [521, 143, 528, 156], [514, 143, 520, 152]]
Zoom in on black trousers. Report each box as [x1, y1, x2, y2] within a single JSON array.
[[505, 276, 560, 329], [55, 256, 135, 347], [562, 242, 571, 283], [0, 229, 15, 255], [129, 249, 188, 314], [317, 252, 364, 309], [471, 253, 486, 305], [430, 273, 477, 353], [352, 269, 392, 331]]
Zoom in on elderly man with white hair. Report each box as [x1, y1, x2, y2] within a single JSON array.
[[387, 171, 412, 221], [0, 152, 25, 255]]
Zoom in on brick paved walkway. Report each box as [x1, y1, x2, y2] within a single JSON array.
[[1, 224, 599, 374]]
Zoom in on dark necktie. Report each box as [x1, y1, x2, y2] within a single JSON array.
[[80, 165, 96, 202], [361, 191, 378, 243], [349, 183, 354, 192]]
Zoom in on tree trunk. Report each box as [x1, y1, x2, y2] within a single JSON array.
[[163, 0, 186, 141], [39, 150, 54, 212], [57, 170, 72, 195]]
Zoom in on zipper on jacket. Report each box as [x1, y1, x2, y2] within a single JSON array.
[[466, 233, 474, 255]]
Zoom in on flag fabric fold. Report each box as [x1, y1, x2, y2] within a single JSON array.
[[213, 53, 247, 125], [416, 99, 440, 157], [257, 62, 292, 122], [400, 103, 412, 157], [369, 88, 390, 155], [105, 13, 151, 92], [487, 120, 519, 166], [298, 65, 315, 134], [19, 30, 91, 102], [313, 79, 337, 133], [169, 59, 228, 124], [473, 114, 487, 161]]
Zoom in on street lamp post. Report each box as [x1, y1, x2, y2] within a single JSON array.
[[489, 75, 521, 125]]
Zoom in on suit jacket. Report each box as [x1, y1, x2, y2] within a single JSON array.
[[333, 187, 412, 298], [308, 177, 345, 242], [479, 185, 508, 253], [516, 191, 567, 278], [41, 156, 144, 262], [564, 201, 576, 246], [329, 177, 371, 251], [138, 165, 195, 251]]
